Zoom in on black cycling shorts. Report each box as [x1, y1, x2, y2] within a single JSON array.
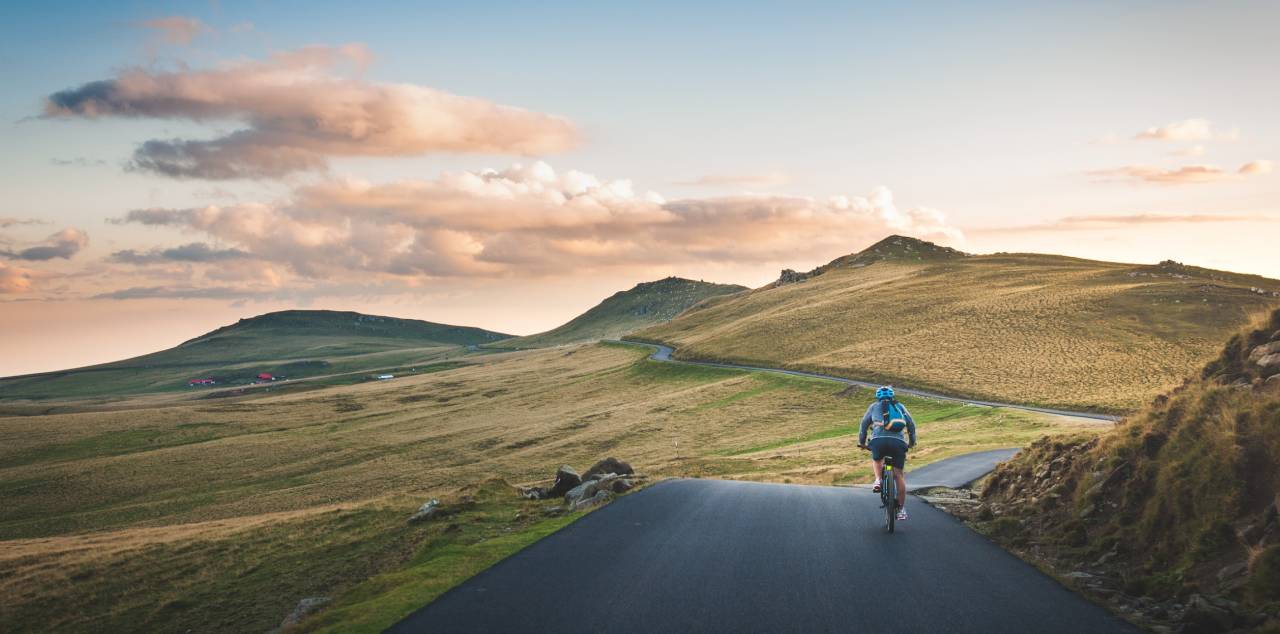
[[868, 437, 907, 469]]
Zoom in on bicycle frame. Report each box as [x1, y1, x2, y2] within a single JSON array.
[[881, 463, 899, 533]]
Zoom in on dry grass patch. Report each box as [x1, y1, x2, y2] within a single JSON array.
[[635, 254, 1280, 412]]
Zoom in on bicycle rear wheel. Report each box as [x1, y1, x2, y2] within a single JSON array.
[[884, 470, 896, 534]]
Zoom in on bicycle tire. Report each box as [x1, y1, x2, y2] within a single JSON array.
[[884, 468, 896, 534]]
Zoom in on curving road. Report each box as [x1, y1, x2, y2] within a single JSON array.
[[390, 477, 1135, 633], [620, 341, 1119, 422]]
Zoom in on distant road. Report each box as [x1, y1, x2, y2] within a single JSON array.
[[390, 478, 1135, 633], [616, 341, 1120, 423]]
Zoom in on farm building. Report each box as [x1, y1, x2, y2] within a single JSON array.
[[188, 378, 215, 386], [256, 373, 274, 381]]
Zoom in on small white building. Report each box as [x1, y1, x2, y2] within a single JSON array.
[[376, 374, 395, 380]]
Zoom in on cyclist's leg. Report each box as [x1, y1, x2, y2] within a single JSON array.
[[892, 444, 908, 509], [868, 439, 886, 489]]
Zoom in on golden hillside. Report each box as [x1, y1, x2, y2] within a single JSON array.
[[968, 310, 1280, 631], [632, 236, 1280, 412]]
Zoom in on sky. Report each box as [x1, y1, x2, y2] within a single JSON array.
[[1, 1, 1278, 376]]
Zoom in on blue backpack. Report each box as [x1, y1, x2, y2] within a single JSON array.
[[880, 400, 908, 433]]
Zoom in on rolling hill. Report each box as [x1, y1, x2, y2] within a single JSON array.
[[630, 235, 1280, 412], [0, 310, 513, 400], [500, 276, 747, 348]]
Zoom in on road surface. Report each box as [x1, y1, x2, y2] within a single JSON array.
[[903, 447, 1020, 491], [624, 342, 1119, 422], [390, 478, 1134, 633]]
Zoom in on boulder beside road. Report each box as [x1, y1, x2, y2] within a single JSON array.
[[524, 457, 641, 509]]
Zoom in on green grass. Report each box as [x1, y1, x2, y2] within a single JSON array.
[[304, 482, 585, 633]]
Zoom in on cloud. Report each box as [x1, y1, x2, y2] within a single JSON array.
[[112, 162, 962, 283], [137, 16, 209, 45], [1239, 160, 1273, 175], [1087, 161, 1272, 185], [43, 45, 579, 179], [0, 217, 51, 228], [1134, 118, 1238, 142], [110, 242, 250, 264], [92, 285, 268, 300], [2, 228, 89, 260], [673, 172, 790, 188], [0, 262, 41, 293], [972, 212, 1273, 234]]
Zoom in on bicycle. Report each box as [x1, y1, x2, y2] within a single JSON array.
[[860, 444, 901, 533]]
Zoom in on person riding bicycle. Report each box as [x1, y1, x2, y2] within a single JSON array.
[[858, 386, 916, 521]]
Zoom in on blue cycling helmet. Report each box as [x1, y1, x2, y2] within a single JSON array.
[[875, 386, 895, 400]]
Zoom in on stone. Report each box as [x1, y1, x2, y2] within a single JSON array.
[[582, 457, 634, 480], [588, 473, 635, 494], [564, 481, 599, 507], [570, 489, 613, 511], [1250, 341, 1280, 363], [408, 499, 440, 523], [546, 465, 582, 498], [1259, 353, 1280, 370], [278, 597, 331, 630]]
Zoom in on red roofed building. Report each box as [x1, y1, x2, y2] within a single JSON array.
[[189, 378, 215, 386], [257, 373, 274, 381]]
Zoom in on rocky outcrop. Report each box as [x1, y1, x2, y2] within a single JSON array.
[[273, 597, 330, 632], [582, 457, 633, 480], [408, 499, 440, 523], [523, 458, 641, 511], [522, 465, 583, 500], [774, 269, 814, 286]]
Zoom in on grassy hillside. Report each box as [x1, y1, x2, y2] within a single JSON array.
[[965, 310, 1280, 631], [0, 310, 512, 400], [501, 277, 747, 348], [0, 342, 1101, 632], [632, 235, 1280, 412]]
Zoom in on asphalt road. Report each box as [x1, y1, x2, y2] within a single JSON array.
[[902, 448, 1020, 491], [628, 342, 1119, 422], [389, 478, 1135, 633]]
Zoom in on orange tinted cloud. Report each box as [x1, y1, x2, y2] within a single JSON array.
[[1134, 118, 1237, 142], [1087, 161, 1272, 185], [44, 45, 579, 179], [110, 162, 962, 289]]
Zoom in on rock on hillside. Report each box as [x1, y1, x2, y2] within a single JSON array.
[[958, 309, 1280, 631], [502, 277, 747, 348], [774, 234, 966, 286]]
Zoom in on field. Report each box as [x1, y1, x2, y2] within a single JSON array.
[[499, 277, 746, 348], [633, 249, 1280, 412], [0, 342, 1103, 632]]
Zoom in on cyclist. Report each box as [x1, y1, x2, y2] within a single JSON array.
[[858, 386, 916, 521]]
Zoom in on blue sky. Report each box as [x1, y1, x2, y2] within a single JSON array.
[[1, 1, 1277, 374]]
